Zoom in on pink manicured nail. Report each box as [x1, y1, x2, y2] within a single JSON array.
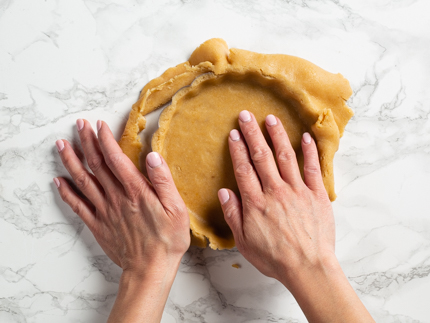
[[76, 119, 84, 132], [53, 178, 60, 188], [230, 129, 240, 141], [218, 189, 230, 206], [266, 114, 277, 127], [56, 139, 64, 152], [97, 120, 102, 131], [303, 132, 312, 144], [147, 152, 162, 168], [239, 110, 251, 123]]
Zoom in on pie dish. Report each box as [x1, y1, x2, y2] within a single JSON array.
[[119, 38, 353, 249]]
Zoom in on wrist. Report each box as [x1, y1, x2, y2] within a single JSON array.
[[279, 250, 341, 291], [122, 254, 182, 283], [109, 256, 181, 323], [117, 257, 181, 310], [278, 252, 375, 323]]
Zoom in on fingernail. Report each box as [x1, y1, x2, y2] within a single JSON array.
[[147, 152, 162, 168], [53, 177, 60, 188], [229, 129, 240, 141], [218, 188, 230, 206], [56, 139, 64, 152], [76, 119, 84, 132], [303, 132, 312, 144], [266, 114, 277, 127], [97, 120, 102, 131], [239, 110, 251, 123]]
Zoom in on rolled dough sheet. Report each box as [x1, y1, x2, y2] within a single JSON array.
[[119, 38, 353, 250]]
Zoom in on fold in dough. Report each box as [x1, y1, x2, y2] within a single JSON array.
[[119, 38, 353, 250]]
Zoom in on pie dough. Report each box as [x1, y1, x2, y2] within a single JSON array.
[[119, 38, 353, 250]]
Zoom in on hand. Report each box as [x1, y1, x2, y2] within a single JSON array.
[[55, 120, 190, 274], [55, 119, 190, 322], [218, 111, 374, 323], [218, 110, 334, 283]]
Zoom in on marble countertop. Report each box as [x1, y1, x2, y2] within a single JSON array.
[[1, 0, 430, 322]]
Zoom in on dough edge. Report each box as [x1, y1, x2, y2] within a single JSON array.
[[119, 38, 353, 250]]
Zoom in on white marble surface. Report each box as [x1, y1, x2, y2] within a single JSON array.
[[1, 0, 430, 322]]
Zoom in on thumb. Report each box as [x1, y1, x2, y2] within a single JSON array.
[[146, 152, 187, 218], [218, 188, 243, 239]]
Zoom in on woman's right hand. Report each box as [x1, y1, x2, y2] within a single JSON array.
[[218, 110, 336, 282], [218, 110, 375, 323]]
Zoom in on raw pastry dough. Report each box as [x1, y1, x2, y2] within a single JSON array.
[[119, 38, 353, 250]]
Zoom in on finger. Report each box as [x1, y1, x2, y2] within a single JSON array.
[[146, 152, 188, 219], [54, 177, 96, 229], [56, 139, 105, 210], [218, 188, 243, 239], [96, 120, 151, 197], [301, 133, 325, 192], [77, 119, 120, 194], [228, 129, 262, 200], [238, 110, 281, 190], [265, 115, 302, 187]]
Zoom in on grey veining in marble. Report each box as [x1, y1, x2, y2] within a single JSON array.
[[1, 0, 430, 322]]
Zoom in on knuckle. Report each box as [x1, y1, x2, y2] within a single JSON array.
[[224, 203, 239, 219], [304, 164, 320, 174], [167, 202, 187, 217], [272, 126, 285, 137], [235, 162, 254, 177], [232, 142, 249, 156], [293, 185, 310, 199], [242, 193, 265, 211], [277, 149, 296, 163], [125, 179, 146, 201], [251, 145, 271, 163], [74, 172, 91, 191], [86, 155, 103, 172], [151, 171, 171, 188], [71, 201, 82, 215], [243, 124, 259, 137], [264, 182, 286, 198], [105, 152, 123, 169], [124, 186, 140, 203]]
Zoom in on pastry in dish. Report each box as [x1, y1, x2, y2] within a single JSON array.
[[119, 38, 353, 250]]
